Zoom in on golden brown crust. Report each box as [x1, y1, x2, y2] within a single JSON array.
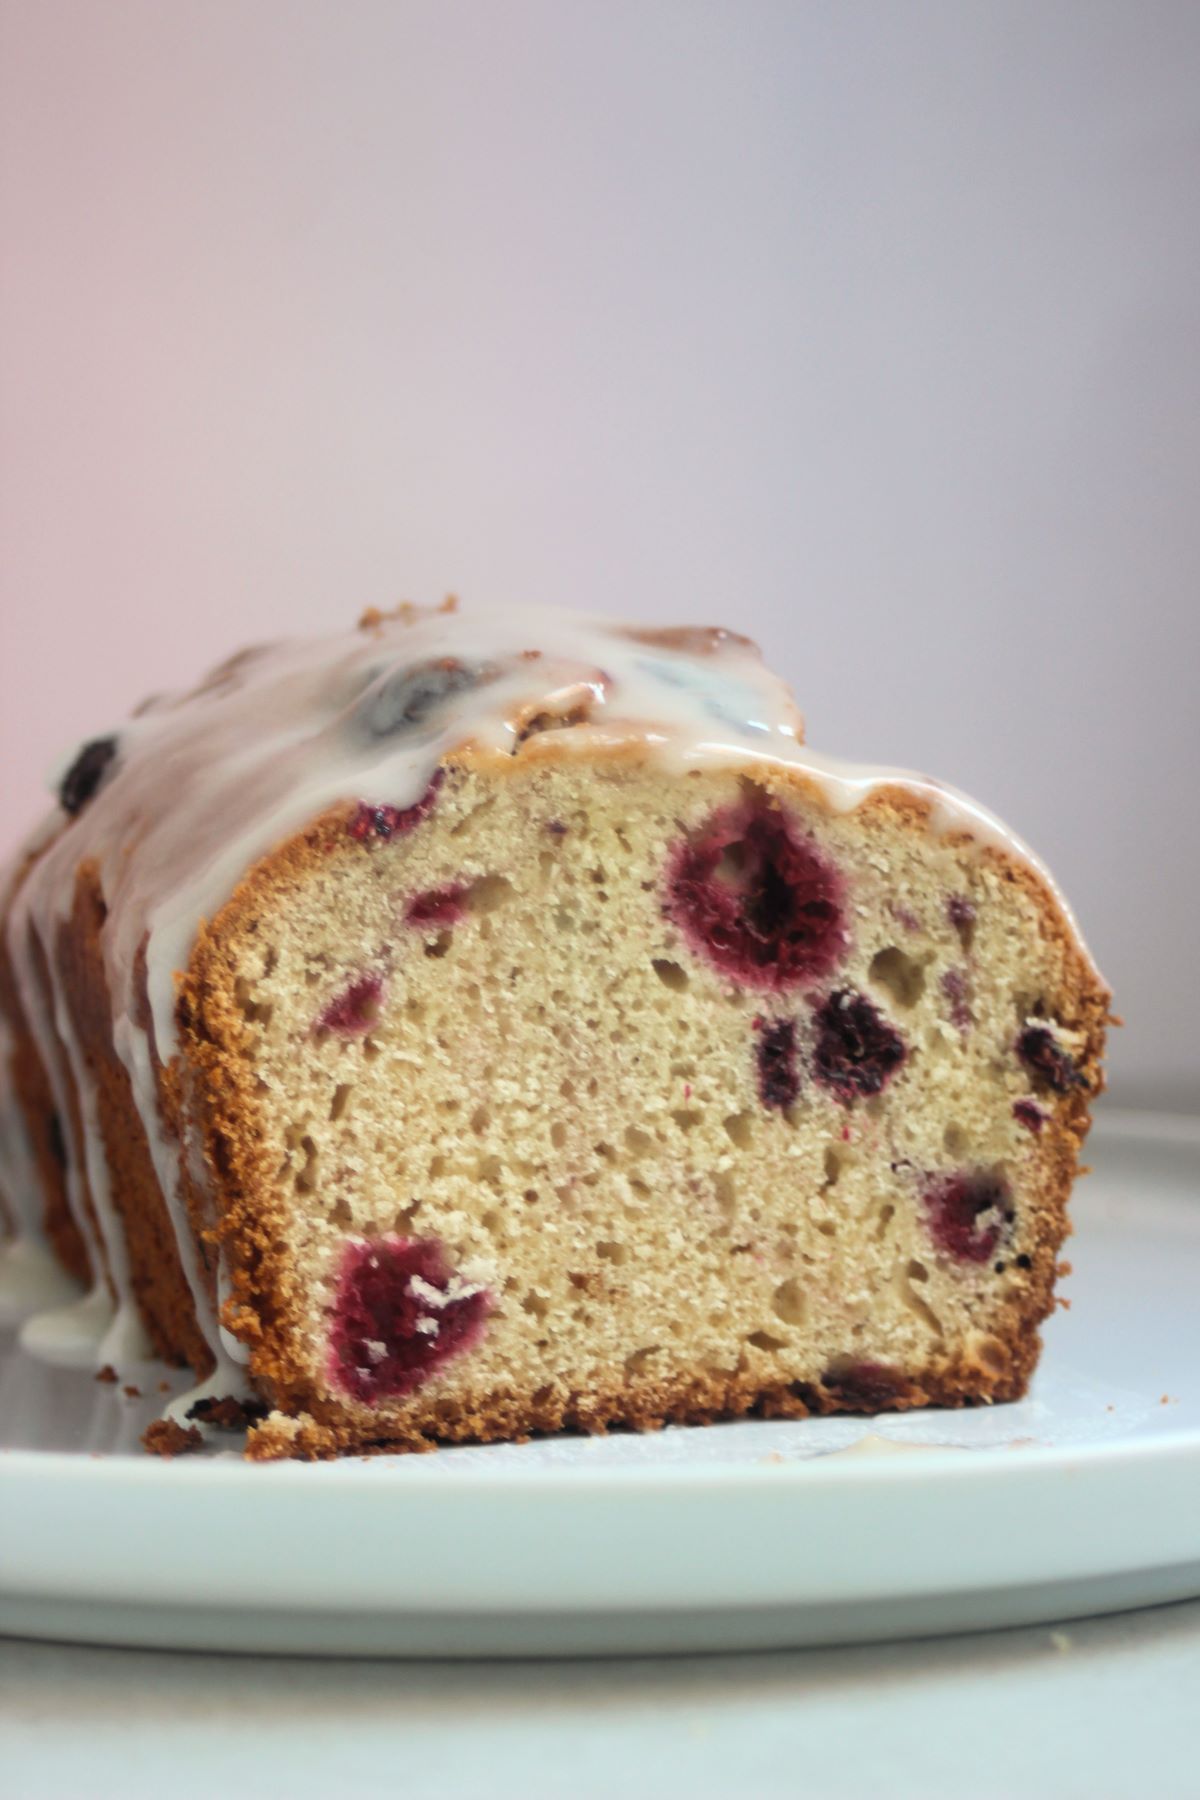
[[245, 1344, 1037, 1462], [53, 863, 210, 1371]]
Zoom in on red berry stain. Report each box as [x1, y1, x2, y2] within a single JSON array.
[[923, 1169, 1011, 1263], [1016, 1024, 1084, 1095], [941, 967, 973, 1033], [1012, 1099, 1046, 1134], [349, 768, 445, 841], [330, 1236, 491, 1404], [406, 883, 469, 927], [755, 1017, 800, 1110], [317, 973, 384, 1036], [665, 798, 846, 991], [813, 989, 906, 1104]]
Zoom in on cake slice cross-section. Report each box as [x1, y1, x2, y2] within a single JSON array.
[[0, 602, 1109, 1457]]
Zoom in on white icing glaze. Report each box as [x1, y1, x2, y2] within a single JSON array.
[[0, 600, 1102, 1414], [0, 1236, 80, 1329]]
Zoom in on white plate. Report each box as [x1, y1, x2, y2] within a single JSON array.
[[1, 1110, 1198, 1656]]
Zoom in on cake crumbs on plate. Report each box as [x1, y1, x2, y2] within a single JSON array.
[[141, 1418, 203, 1457]]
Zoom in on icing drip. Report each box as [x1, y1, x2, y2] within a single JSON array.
[[0, 600, 1103, 1413]]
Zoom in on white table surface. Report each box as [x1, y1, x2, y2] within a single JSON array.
[[3, 1598, 1198, 1799]]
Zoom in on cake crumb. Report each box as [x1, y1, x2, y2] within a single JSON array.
[[1049, 1630, 1073, 1654], [94, 1364, 118, 1383], [187, 1394, 266, 1430], [141, 1418, 203, 1457], [123, 1384, 142, 1399]]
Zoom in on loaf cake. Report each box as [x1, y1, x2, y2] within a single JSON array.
[[0, 601, 1110, 1458]]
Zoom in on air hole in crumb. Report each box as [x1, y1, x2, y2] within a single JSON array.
[[868, 946, 928, 1008], [771, 1278, 807, 1327], [522, 1291, 550, 1320], [293, 1136, 318, 1194], [944, 1123, 968, 1156], [874, 1203, 895, 1241], [974, 1335, 1008, 1376], [897, 1261, 943, 1338], [234, 977, 274, 1027], [330, 1196, 353, 1227], [817, 1219, 838, 1238], [468, 873, 515, 915], [470, 1106, 490, 1135], [551, 1121, 567, 1150], [714, 1173, 737, 1217], [672, 1109, 702, 1132], [425, 931, 453, 959], [724, 1111, 754, 1149], [429, 1154, 446, 1180], [651, 958, 689, 991], [596, 1239, 626, 1264], [329, 1083, 353, 1122], [624, 1346, 660, 1377], [823, 1147, 843, 1188], [747, 1329, 789, 1353]]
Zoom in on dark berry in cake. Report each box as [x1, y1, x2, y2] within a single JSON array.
[[666, 798, 846, 991], [59, 735, 118, 816], [349, 769, 445, 841], [1017, 1024, 1085, 1095], [330, 1235, 491, 1403], [406, 884, 469, 927], [755, 1017, 800, 1110], [360, 658, 492, 738], [813, 990, 906, 1103], [1012, 1098, 1046, 1133], [317, 973, 384, 1036], [922, 1170, 1011, 1263]]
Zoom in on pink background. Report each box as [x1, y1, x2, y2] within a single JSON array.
[[2, 1, 1198, 1105]]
